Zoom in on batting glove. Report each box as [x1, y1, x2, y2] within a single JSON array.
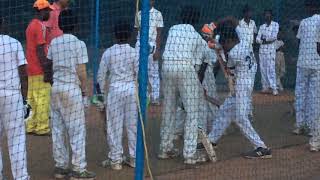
[[23, 100, 32, 120]]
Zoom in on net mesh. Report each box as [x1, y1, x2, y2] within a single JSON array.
[[0, 0, 319, 180]]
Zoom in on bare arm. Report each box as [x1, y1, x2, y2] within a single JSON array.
[[18, 65, 28, 100], [36, 44, 53, 84], [153, 27, 162, 60], [77, 64, 87, 96]]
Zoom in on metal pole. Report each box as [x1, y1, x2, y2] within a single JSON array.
[[93, 0, 100, 94], [135, 0, 150, 179]]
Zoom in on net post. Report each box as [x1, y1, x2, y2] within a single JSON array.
[[93, 0, 100, 94], [135, 0, 150, 179]]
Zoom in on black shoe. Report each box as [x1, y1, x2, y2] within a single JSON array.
[[70, 170, 96, 180], [197, 142, 217, 150], [54, 167, 70, 179], [244, 147, 272, 159]]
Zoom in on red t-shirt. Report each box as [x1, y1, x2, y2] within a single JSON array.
[[26, 19, 48, 76], [44, 2, 63, 44]]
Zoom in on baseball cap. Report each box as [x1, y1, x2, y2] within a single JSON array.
[[33, 0, 53, 10]]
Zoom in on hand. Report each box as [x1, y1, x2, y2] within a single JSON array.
[[23, 100, 32, 120], [153, 50, 161, 60], [43, 71, 53, 85]]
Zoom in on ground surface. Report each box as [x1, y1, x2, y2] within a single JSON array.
[[2, 91, 320, 180]]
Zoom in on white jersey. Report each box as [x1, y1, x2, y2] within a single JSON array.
[[297, 14, 320, 70], [256, 21, 279, 53], [163, 24, 206, 65], [0, 35, 27, 91], [135, 7, 164, 44], [97, 44, 139, 93], [237, 19, 257, 46], [228, 41, 256, 74], [47, 34, 89, 85]]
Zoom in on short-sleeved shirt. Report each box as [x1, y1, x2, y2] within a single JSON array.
[[47, 34, 88, 85], [163, 24, 205, 66], [97, 44, 139, 93], [237, 19, 257, 46], [26, 18, 48, 76], [256, 21, 279, 53], [296, 14, 320, 70], [0, 35, 27, 90], [44, 2, 63, 44], [135, 7, 164, 43], [228, 41, 256, 73]]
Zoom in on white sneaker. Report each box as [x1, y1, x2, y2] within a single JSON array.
[[310, 146, 320, 152], [158, 149, 179, 159], [124, 156, 136, 168], [272, 90, 279, 96], [101, 159, 122, 170]]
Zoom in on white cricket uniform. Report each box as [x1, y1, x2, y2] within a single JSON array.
[[208, 41, 267, 149], [135, 7, 164, 102], [174, 43, 218, 135], [48, 34, 89, 172], [0, 35, 29, 180], [237, 18, 258, 115], [160, 24, 207, 158], [275, 40, 285, 90], [256, 21, 279, 91], [97, 44, 138, 162], [295, 14, 320, 148]]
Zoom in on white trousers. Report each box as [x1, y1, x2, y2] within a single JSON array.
[[259, 52, 277, 91], [160, 61, 201, 158], [106, 83, 138, 161], [208, 64, 267, 149], [295, 68, 320, 136], [175, 65, 218, 135], [136, 41, 160, 101], [51, 83, 87, 172], [0, 90, 29, 180]]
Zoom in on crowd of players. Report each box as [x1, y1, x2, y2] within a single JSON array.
[[0, 0, 319, 179]]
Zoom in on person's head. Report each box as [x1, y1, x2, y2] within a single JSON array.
[[242, 4, 252, 19], [304, 0, 320, 15], [264, 9, 273, 24], [114, 20, 132, 44], [180, 5, 200, 26], [55, 0, 71, 9], [33, 0, 52, 21], [59, 9, 77, 34], [215, 17, 240, 52], [150, 0, 155, 8]]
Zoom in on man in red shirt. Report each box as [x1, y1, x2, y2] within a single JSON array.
[[25, 0, 53, 135], [45, 0, 71, 44]]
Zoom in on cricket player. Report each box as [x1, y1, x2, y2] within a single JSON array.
[[98, 21, 138, 170], [0, 17, 30, 180], [25, 0, 52, 135], [237, 5, 258, 118], [135, 0, 163, 104], [159, 6, 212, 164], [48, 9, 96, 179], [208, 17, 272, 159], [256, 10, 279, 96], [275, 34, 285, 91], [45, 0, 71, 44], [294, 0, 320, 151]]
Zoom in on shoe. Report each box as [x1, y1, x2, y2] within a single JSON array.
[[70, 170, 96, 180], [124, 156, 135, 168], [272, 90, 279, 96], [101, 158, 122, 170], [195, 149, 210, 163], [184, 155, 204, 165], [158, 149, 179, 159], [54, 167, 70, 179], [261, 89, 270, 94], [310, 146, 320, 152], [197, 142, 217, 150], [244, 147, 272, 159]]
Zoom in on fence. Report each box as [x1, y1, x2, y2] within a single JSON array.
[[0, 0, 319, 180]]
